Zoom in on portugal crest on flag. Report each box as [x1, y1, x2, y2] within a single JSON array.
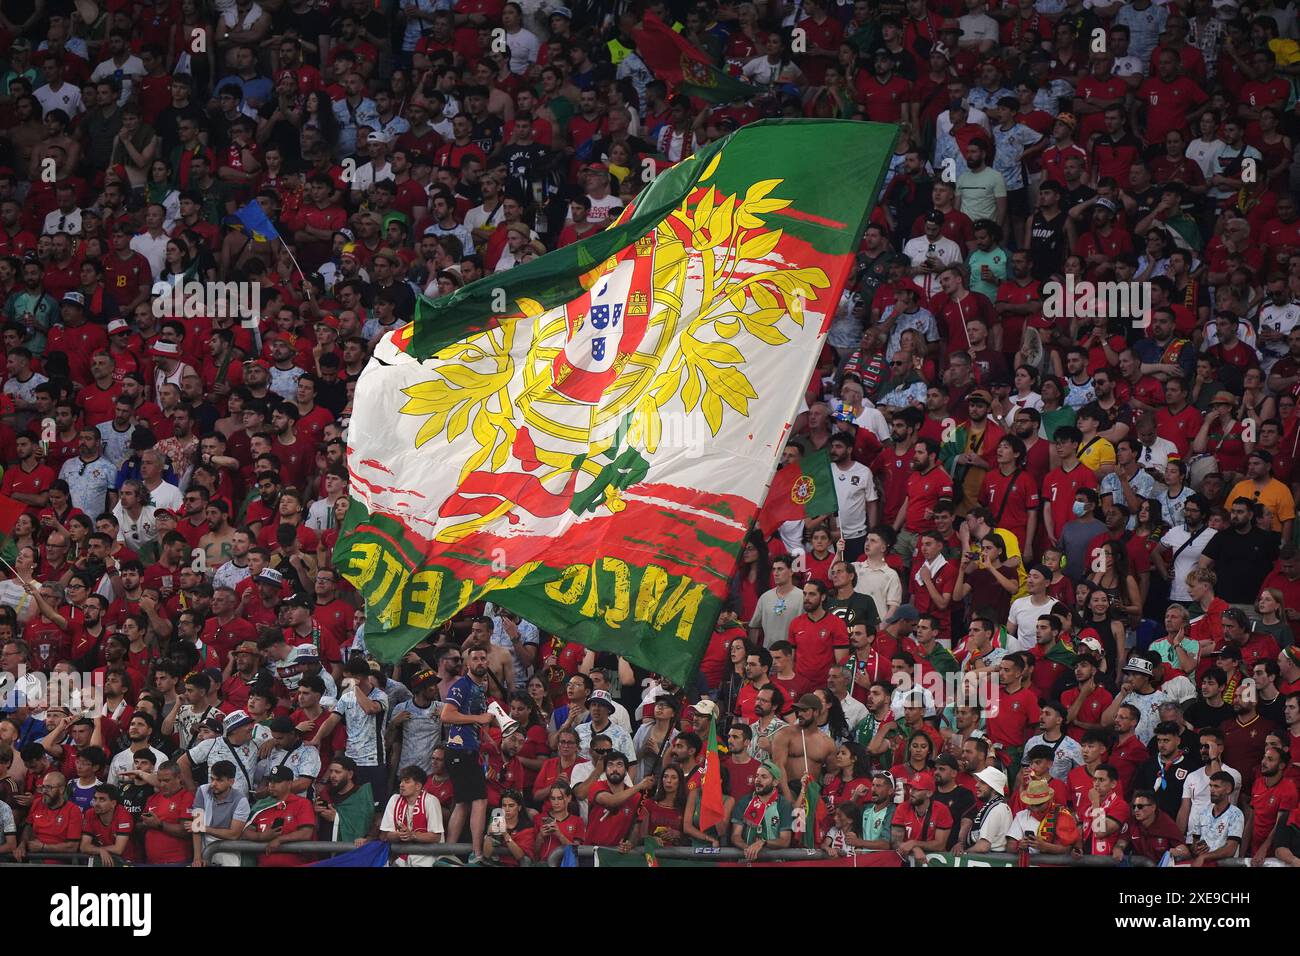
[[791, 475, 817, 505]]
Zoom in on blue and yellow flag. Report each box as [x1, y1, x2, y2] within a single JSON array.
[[225, 200, 280, 243]]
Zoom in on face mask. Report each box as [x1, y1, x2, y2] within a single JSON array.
[[1072, 501, 1088, 518]]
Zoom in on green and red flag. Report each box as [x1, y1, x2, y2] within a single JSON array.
[[698, 716, 726, 833], [632, 12, 757, 104], [756, 446, 837, 537], [334, 119, 897, 686]]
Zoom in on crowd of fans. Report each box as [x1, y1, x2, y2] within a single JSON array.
[[1, 0, 1300, 867]]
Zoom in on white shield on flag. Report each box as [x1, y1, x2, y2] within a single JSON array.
[[551, 232, 655, 405]]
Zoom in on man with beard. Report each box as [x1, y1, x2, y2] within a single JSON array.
[[895, 438, 955, 562], [58, 427, 114, 517], [1247, 745, 1298, 863], [830, 433, 879, 561], [106, 715, 170, 787], [314, 756, 373, 845], [787, 580, 851, 689], [1200, 495, 1283, 610], [1222, 679, 1279, 796], [892, 769, 953, 863], [438, 643, 494, 864], [198, 500, 236, 570], [963, 765, 1012, 853], [730, 761, 793, 861], [748, 686, 787, 760], [211, 530, 253, 592], [434, 644, 464, 702], [772, 694, 837, 804], [14, 771, 82, 861], [585, 752, 652, 850]]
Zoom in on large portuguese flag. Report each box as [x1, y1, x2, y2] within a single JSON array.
[[335, 119, 898, 685]]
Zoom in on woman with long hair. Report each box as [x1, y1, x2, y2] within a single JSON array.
[[1238, 366, 1276, 427], [1008, 364, 1044, 418], [732, 530, 771, 621], [822, 742, 873, 809], [483, 789, 536, 866], [715, 636, 753, 724], [508, 692, 551, 789], [822, 801, 867, 857], [742, 32, 806, 88], [526, 674, 554, 727], [1086, 539, 1142, 627], [815, 688, 851, 745], [894, 729, 936, 780], [632, 693, 679, 782], [159, 239, 199, 289], [1254, 587, 1294, 649], [1075, 583, 1126, 678], [641, 764, 688, 846], [301, 89, 341, 151]]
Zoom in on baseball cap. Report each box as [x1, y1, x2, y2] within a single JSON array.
[[1095, 198, 1118, 213], [366, 129, 392, 145], [1055, 112, 1077, 130], [150, 341, 181, 359], [794, 693, 822, 712], [910, 770, 937, 792], [242, 358, 270, 371], [410, 668, 438, 691], [223, 710, 254, 734], [550, 4, 572, 18], [589, 689, 615, 710], [691, 698, 719, 718], [923, 210, 945, 225], [107, 318, 129, 335], [279, 594, 311, 610], [267, 766, 295, 783], [256, 568, 284, 586], [885, 604, 919, 624], [61, 291, 85, 307], [935, 753, 960, 770], [1122, 655, 1154, 677]]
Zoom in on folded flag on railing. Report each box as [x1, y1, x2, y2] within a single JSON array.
[[309, 842, 391, 867]]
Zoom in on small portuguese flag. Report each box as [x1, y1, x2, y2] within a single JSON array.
[[698, 715, 726, 834], [632, 11, 757, 104], [757, 447, 837, 537]]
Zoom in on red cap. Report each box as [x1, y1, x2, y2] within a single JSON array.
[[910, 771, 937, 792], [315, 314, 340, 330]]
